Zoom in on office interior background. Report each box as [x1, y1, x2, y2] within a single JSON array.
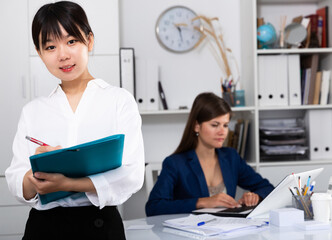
[[1, 0, 332, 238]]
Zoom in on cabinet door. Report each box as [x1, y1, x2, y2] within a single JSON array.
[[28, 0, 119, 56], [0, 206, 30, 236], [0, 0, 30, 174], [30, 57, 61, 98]]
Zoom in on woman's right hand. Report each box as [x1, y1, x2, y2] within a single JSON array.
[[196, 193, 241, 209], [35, 145, 61, 155], [22, 145, 62, 200]]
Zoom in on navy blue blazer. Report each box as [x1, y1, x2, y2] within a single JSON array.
[[145, 148, 274, 216]]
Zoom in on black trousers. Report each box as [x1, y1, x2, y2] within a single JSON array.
[[22, 206, 126, 240]]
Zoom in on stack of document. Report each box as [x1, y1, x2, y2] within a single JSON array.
[[163, 214, 268, 238], [259, 118, 308, 161]]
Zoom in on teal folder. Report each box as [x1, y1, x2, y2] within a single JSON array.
[[29, 134, 125, 205]]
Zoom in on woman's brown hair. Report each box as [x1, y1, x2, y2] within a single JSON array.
[[173, 92, 232, 154]]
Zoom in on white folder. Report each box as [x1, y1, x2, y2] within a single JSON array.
[[135, 59, 159, 111], [120, 48, 135, 97], [135, 58, 147, 111], [302, 68, 311, 105], [287, 55, 301, 106], [320, 70, 331, 105], [305, 110, 332, 160], [258, 55, 288, 106], [145, 60, 159, 111]]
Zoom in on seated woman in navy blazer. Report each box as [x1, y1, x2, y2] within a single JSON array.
[[145, 92, 274, 216]]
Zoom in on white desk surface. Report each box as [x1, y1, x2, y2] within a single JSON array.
[[124, 214, 332, 240]]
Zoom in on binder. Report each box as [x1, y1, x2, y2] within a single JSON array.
[[30, 134, 125, 204], [305, 110, 332, 160], [240, 119, 250, 159], [135, 58, 147, 111], [303, 68, 311, 105], [120, 48, 135, 97], [320, 70, 331, 105], [301, 54, 319, 105], [258, 55, 288, 106], [313, 71, 322, 104], [135, 58, 159, 111], [287, 55, 302, 106], [146, 60, 159, 110], [316, 7, 329, 48]]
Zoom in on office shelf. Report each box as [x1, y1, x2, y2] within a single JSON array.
[[257, 48, 332, 55]]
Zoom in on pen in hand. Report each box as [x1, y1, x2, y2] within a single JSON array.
[[26, 136, 49, 146], [197, 218, 217, 226]]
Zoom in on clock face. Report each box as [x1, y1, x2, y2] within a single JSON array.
[[156, 6, 202, 53]]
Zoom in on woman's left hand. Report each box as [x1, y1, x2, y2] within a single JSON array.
[[29, 172, 70, 195], [238, 192, 259, 207]]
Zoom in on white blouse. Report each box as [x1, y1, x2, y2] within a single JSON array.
[[5, 79, 145, 210]]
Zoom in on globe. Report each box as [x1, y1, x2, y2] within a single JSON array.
[[257, 23, 277, 48]]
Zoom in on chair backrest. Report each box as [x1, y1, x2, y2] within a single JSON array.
[[145, 163, 162, 198]]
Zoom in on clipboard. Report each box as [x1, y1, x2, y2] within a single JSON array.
[[29, 134, 125, 204]]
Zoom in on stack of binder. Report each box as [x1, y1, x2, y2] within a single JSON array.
[[258, 55, 302, 107], [305, 109, 332, 160], [259, 119, 308, 161]]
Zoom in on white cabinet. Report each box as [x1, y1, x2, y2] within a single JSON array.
[[0, 1, 30, 175], [0, 178, 30, 237], [0, 1, 30, 236]]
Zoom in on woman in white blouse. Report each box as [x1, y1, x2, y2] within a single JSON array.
[[5, 1, 144, 239]]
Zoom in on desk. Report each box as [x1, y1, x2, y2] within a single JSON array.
[[124, 214, 332, 240]]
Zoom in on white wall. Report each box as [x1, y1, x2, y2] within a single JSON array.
[[119, 0, 242, 109]]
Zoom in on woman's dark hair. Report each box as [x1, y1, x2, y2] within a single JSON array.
[[174, 92, 232, 154], [32, 1, 93, 51]]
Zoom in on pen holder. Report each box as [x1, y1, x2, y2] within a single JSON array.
[[222, 91, 235, 107], [292, 195, 313, 220], [222, 90, 245, 107]]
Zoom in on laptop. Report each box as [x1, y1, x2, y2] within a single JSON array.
[[193, 168, 324, 218]]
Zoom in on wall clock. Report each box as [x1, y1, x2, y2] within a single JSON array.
[[155, 6, 202, 53]]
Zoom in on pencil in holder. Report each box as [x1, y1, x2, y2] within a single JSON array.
[[292, 194, 313, 220], [223, 91, 235, 107]]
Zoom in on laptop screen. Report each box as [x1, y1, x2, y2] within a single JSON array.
[[247, 168, 323, 218]]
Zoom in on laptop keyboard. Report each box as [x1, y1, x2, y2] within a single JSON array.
[[219, 205, 255, 213]]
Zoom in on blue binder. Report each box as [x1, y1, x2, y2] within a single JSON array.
[[30, 134, 125, 205]]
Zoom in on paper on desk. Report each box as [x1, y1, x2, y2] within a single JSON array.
[[126, 224, 154, 230], [163, 226, 267, 240], [163, 214, 268, 237]]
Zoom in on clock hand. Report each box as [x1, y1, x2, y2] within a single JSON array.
[[178, 27, 183, 42], [174, 23, 184, 42]]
